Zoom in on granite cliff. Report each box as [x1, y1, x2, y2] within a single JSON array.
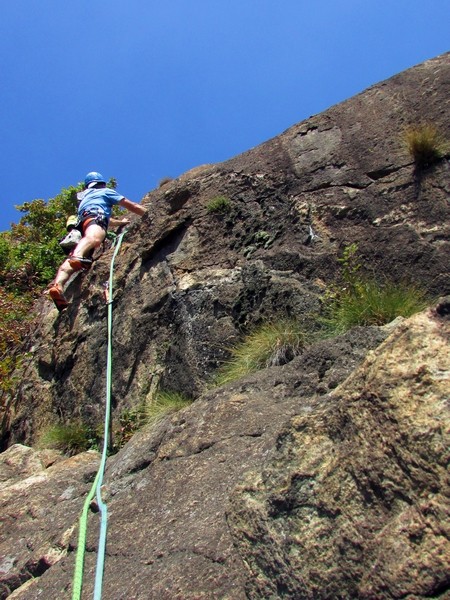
[[0, 53, 449, 599]]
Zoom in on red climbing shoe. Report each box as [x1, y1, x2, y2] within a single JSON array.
[[68, 256, 93, 271], [48, 284, 69, 312]]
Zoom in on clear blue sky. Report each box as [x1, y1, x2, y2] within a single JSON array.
[[1, 1, 448, 232]]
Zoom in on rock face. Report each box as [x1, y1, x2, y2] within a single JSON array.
[[4, 52, 449, 447], [0, 54, 449, 599], [2, 305, 449, 599]]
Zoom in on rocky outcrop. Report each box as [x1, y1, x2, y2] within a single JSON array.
[[2, 303, 448, 599], [0, 54, 449, 599]]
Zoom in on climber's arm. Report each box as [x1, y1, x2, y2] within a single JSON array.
[[119, 198, 147, 217], [109, 216, 130, 227]]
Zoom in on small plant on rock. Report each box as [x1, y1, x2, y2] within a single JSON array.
[[113, 405, 147, 450], [404, 124, 447, 168], [206, 195, 232, 214], [214, 319, 306, 386]]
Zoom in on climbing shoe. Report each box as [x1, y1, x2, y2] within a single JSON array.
[[68, 256, 93, 271], [48, 285, 69, 312]]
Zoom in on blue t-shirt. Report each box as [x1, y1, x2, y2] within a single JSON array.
[[77, 187, 125, 220]]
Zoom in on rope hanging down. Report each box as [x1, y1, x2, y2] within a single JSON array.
[[72, 230, 127, 600]]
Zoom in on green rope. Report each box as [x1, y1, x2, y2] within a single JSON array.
[[72, 230, 126, 600]]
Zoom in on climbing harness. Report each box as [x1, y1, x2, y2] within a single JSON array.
[[71, 230, 126, 600]]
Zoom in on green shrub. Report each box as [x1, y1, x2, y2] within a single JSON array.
[[405, 124, 446, 168], [206, 195, 232, 214], [214, 319, 306, 386], [37, 421, 99, 456], [145, 390, 193, 425]]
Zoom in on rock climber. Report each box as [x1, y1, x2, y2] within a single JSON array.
[[48, 171, 147, 311]]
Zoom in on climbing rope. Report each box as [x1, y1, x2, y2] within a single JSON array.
[[72, 230, 126, 600]]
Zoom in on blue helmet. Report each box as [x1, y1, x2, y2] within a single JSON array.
[[84, 171, 106, 187]]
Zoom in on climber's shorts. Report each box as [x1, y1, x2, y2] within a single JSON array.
[[79, 211, 108, 233]]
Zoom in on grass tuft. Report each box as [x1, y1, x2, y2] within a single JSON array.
[[405, 124, 446, 168], [145, 390, 193, 426], [214, 319, 305, 386], [206, 195, 232, 214], [37, 421, 97, 456], [321, 278, 429, 334]]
